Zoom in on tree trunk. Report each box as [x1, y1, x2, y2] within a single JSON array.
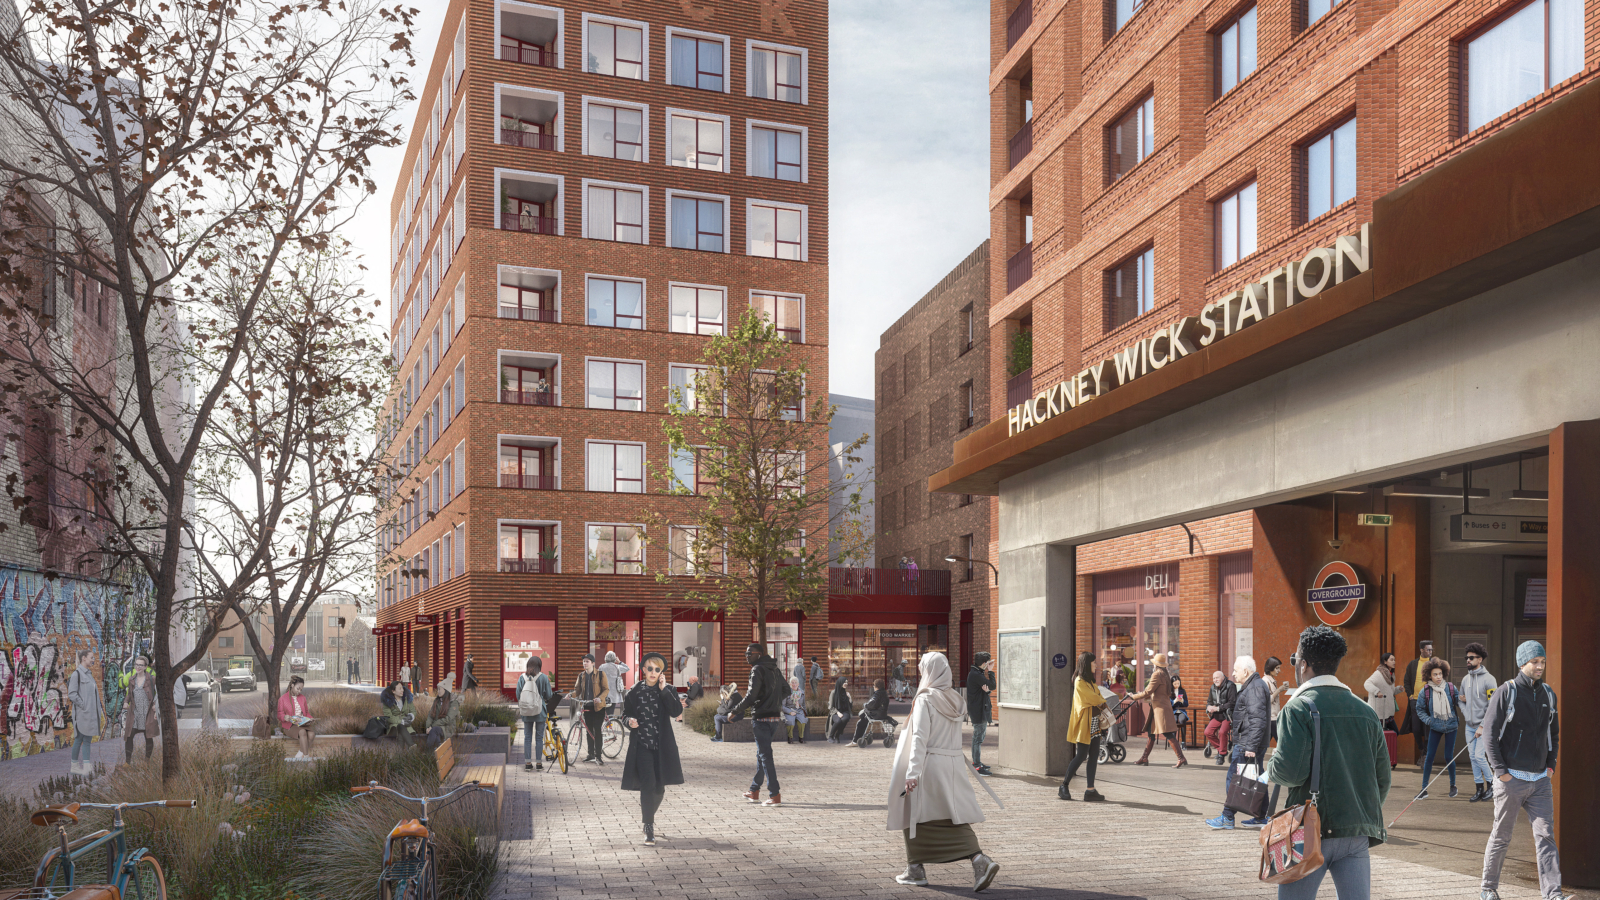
[[264, 649, 286, 732]]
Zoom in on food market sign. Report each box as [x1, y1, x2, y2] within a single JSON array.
[[1008, 224, 1371, 436]]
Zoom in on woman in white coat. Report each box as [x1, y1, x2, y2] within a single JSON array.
[[887, 651, 1001, 892]]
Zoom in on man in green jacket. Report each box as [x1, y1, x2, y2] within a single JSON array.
[[1266, 625, 1391, 900]]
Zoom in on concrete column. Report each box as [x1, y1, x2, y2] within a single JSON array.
[[1549, 419, 1600, 888], [996, 542, 1075, 776]]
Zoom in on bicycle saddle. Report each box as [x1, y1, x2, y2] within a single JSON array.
[[389, 818, 429, 840], [30, 803, 81, 827]]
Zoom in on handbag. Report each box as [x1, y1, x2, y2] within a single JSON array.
[[1225, 763, 1270, 819], [1259, 701, 1325, 885], [1096, 707, 1115, 735]]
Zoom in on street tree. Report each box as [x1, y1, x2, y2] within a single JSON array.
[[0, 0, 413, 779], [645, 310, 871, 643]]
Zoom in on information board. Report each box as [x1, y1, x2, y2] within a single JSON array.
[[998, 628, 1043, 710]]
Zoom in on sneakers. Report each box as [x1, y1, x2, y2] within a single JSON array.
[[535, 762, 543, 771], [1083, 789, 1105, 802], [1449, 785, 1459, 798], [1216, 755, 1227, 765], [1240, 817, 1269, 828], [742, 790, 761, 803], [1205, 816, 1235, 830], [710, 737, 723, 742], [1479, 891, 1500, 900], [643, 822, 655, 847], [971, 852, 1000, 892], [524, 761, 533, 771], [895, 864, 928, 886], [762, 794, 783, 807], [1058, 784, 1073, 801], [1416, 790, 1429, 800], [975, 765, 993, 776]]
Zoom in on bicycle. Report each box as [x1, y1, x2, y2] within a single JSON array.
[[21, 798, 195, 900], [564, 701, 627, 761], [540, 714, 569, 774], [350, 780, 494, 900]]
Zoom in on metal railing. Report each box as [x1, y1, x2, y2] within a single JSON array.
[[499, 558, 558, 574], [1006, 243, 1033, 293], [500, 389, 555, 406], [501, 128, 556, 150], [1006, 0, 1034, 49], [500, 41, 557, 68], [499, 473, 558, 490], [497, 305, 558, 323], [1008, 120, 1033, 170], [1006, 368, 1033, 409], [501, 212, 559, 235], [829, 567, 951, 597]]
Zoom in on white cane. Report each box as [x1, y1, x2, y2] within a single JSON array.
[[1387, 737, 1474, 828]]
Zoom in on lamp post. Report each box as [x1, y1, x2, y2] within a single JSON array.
[[944, 555, 999, 586]]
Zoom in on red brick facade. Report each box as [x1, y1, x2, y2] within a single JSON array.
[[376, 0, 829, 696]]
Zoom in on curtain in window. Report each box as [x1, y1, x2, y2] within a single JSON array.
[[752, 128, 775, 177], [753, 48, 772, 98], [671, 36, 698, 87], [671, 196, 697, 249], [587, 361, 616, 408], [777, 53, 801, 102], [588, 443, 616, 491], [698, 200, 723, 252], [588, 186, 615, 239]]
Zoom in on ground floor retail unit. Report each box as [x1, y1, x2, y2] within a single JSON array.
[[932, 82, 1600, 884]]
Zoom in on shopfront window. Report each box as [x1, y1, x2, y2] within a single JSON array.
[[826, 624, 949, 693], [590, 619, 641, 689], [501, 616, 556, 690], [1094, 563, 1180, 690], [755, 621, 801, 684], [672, 618, 722, 689]]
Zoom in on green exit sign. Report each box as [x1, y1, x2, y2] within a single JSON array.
[[1357, 514, 1393, 527]]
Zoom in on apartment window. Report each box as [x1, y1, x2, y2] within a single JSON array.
[[1113, 0, 1148, 32], [1306, 0, 1344, 27], [1305, 118, 1356, 221], [669, 448, 718, 494], [587, 442, 644, 493], [961, 380, 976, 430], [586, 185, 645, 243], [586, 103, 644, 161], [1466, 0, 1585, 131], [959, 304, 976, 355], [748, 203, 803, 259], [586, 359, 644, 411], [587, 524, 644, 574], [1215, 180, 1258, 270], [750, 45, 803, 102], [670, 34, 725, 91], [586, 277, 644, 329], [958, 534, 975, 582], [499, 523, 553, 570], [1108, 246, 1156, 327], [669, 285, 725, 335], [1217, 7, 1258, 96], [498, 283, 550, 320], [669, 526, 721, 574], [753, 372, 804, 422], [669, 364, 716, 412], [1108, 95, 1155, 180], [669, 195, 726, 252], [218, 636, 235, 649], [586, 20, 644, 79], [750, 292, 802, 342], [501, 363, 554, 404], [750, 125, 803, 181], [669, 113, 726, 171]]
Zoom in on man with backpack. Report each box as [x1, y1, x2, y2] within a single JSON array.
[[517, 658, 553, 771], [1479, 641, 1569, 900]]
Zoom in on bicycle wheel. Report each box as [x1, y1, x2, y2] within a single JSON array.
[[601, 719, 625, 759], [565, 717, 585, 760], [546, 724, 569, 774], [125, 855, 167, 900]]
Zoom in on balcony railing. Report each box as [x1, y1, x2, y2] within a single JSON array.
[[1006, 368, 1033, 409], [501, 212, 559, 235], [501, 128, 556, 151], [1008, 120, 1033, 170], [500, 557, 558, 574], [500, 41, 557, 68], [1006, 243, 1033, 293], [1006, 0, 1033, 49], [829, 567, 951, 597], [500, 389, 555, 406], [499, 473, 559, 490], [498, 305, 559, 323]]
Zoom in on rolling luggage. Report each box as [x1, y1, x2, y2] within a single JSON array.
[[1383, 728, 1399, 768]]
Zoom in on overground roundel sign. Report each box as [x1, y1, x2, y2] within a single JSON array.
[[1307, 561, 1367, 627]]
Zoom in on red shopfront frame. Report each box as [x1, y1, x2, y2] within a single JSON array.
[[673, 608, 724, 690], [500, 605, 558, 698]]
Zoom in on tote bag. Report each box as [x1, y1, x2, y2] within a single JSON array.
[[1259, 701, 1324, 884], [1225, 763, 1270, 819]]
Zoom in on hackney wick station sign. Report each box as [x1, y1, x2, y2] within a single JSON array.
[[1007, 224, 1372, 437]]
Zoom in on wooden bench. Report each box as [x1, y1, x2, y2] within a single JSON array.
[[439, 738, 504, 828]]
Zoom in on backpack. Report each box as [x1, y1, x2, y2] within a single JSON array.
[[518, 675, 545, 717]]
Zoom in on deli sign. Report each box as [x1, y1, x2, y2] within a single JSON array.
[[1009, 224, 1372, 436]]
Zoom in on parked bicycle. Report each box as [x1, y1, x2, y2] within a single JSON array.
[[21, 798, 195, 900], [540, 712, 570, 774], [350, 780, 494, 900], [563, 704, 626, 761]]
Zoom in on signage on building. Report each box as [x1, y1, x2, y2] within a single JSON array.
[[1052, 653, 1068, 669], [373, 623, 404, 636], [1449, 514, 1548, 543], [1307, 561, 1366, 627], [1008, 224, 1372, 436], [415, 614, 438, 626], [878, 629, 916, 643], [1357, 513, 1393, 527]]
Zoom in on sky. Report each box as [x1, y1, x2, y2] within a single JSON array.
[[343, 0, 991, 402]]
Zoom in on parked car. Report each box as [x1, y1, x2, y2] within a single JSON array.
[[220, 667, 257, 692], [183, 668, 217, 698]]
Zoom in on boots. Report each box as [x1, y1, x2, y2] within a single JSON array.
[[971, 852, 1000, 892], [1172, 743, 1189, 768]]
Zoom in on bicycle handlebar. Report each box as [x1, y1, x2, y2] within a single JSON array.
[[349, 780, 486, 804], [77, 800, 194, 811]]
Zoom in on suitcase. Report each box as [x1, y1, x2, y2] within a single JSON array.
[[1383, 729, 1399, 768]]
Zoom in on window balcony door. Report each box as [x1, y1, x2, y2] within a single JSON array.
[[500, 446, 556, 490], [498, 284, 557, 322], [501, 364, 555, 406], [500, 524, 556, 573], [504, 198, 557, 235]]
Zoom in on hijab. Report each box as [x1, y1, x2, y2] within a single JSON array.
[[830, 676, 850, 710], [914, 652, 965, 720]]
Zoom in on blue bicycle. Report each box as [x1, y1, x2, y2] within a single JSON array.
[[350, 780, 492, 900], [10, 798, 194, 900]]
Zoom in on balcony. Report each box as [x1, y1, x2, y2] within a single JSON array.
[[1006, 243, 1033, 293], [500, 473, 559, 490], [1006, 0, 1033, 49], [500, 389, 555, 406], [829, 567, 952, 597], [497, 304, 558, 323], [500, 557, 558, 574], [1006, 368, 1033, 409], [1008, 120, 1033, 170], [501, 40, 557, 68], [501, 212, 558, 235], [501, 128, 556, 150]]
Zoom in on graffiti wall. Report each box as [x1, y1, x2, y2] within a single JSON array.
[[0, 566, 140, 760]]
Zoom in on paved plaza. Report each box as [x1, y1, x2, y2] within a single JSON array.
[[489, 714, 1590, 900]]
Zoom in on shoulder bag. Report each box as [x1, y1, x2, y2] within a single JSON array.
[[1225, 762, 1270, 820], [1259, 700, 1324, 885]]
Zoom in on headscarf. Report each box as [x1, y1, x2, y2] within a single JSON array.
[[830, 676, 850, 712], [913, 652, 965, 720]]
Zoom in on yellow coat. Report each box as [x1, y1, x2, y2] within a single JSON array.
[[1067, 678, 1107, 745]]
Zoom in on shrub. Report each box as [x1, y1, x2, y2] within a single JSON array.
[[0, 793, 59, 890], [681, 695, 721, 736], [458, 690, 517, 728], [307, 689, 383, 736]]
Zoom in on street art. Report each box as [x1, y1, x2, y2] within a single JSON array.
[[0, 566, 141, 760]]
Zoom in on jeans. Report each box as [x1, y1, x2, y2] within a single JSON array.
[[1421, 728, 1457, 790], [1062, 737, 1100, 789], [1466, 730, 1493, 784], [521, 715, 546, 762], [714, 713, 729, 739], [582, 709, 605, 759], [1220, 746, 1258, 820], [749, 719, 782, 796], [1277, 834, 1371, 900], [1483, 775, 1561, 897], [70, 733, 93, 763], [971, 720, 988, 768]]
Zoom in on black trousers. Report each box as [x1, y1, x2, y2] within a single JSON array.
[[640, 786, 665, 824], [125, 729, 153, 763], [582, 709, 605, 758], [1062, 737, 1101, 789]]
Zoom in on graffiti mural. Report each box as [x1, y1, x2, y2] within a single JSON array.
[[0, 566, 141, 760]]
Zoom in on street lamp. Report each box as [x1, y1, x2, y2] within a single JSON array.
[[944, 555, 999, 586]]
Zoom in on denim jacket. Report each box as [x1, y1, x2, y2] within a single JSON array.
[[1416, 682, 1460, 733]]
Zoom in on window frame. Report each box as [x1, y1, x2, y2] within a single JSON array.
[[493, 168, 565, 236], [1305, 0, 1345, 29], [1462, 0, 1582, 133], [749, 290, 804, 343], [1111, 0, 1150, 34], [582, 96, 649, 162], [1213, 179, 1258, 271], [666, 108, 731, 172], [745, 199, 808, 261], [494, 84, 565, 151], [584, 357, 646, 412], [581, 12, 648, 81], [668, 363, 719, 414], [1106, 245, 1157, 330], [668, 281, 728, 335], [1215, 5, 1258, 98], [582, 179, 649, 244], [497, 519, 560, 572], [668, 525, 724, 575], [1107, 94, 1156, 183], [586, 523, 646, 574], [745, 39, 809, 105], [1302, 116, 1357, 222], [665, 190, 731, 253], [585, 274, 646, 330], [665, 27, 731, 93], [746, 119, 808, 182], [669, 446, 719, 495], [585, 440, 647, 494]]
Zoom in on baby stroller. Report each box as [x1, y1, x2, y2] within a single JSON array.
[[854, 710, 900, 748], [1096, 686, 1131, 764]]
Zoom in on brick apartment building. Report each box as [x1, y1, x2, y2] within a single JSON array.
[[927, 0, 1600, 866], [373, 0, 829, 699], [871, 242, 994, 686]]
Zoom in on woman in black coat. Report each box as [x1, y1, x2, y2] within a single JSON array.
[[622, 652, 683, 846], [828, 676, 853, 743]]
